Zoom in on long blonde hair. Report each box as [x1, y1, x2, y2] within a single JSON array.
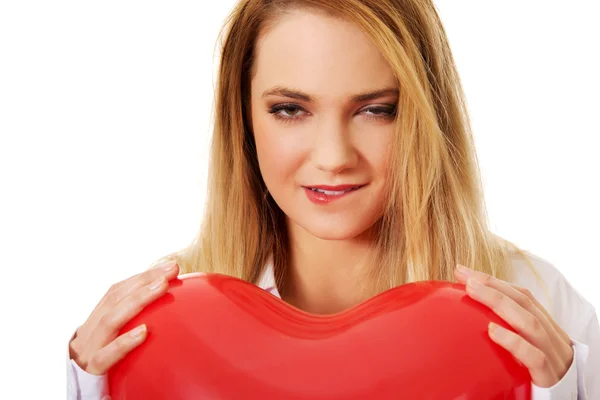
[[153, 0, 532, 293]]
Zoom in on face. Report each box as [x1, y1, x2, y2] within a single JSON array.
[[250, 10, 397, 241]]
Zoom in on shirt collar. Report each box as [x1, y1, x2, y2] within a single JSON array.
[[256, 256, 281, 298]]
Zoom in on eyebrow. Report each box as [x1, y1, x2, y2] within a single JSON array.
[[261, 86, 399, 103]]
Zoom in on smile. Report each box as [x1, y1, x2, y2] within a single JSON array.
[[309, 187, 356, 195], [303, 184, 365, 205]]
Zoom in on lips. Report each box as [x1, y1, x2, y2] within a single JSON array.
[[305, 184, 365, 194], [303, 184, 365, 205], [305, 184, 364, 192], [308, 187, 359, 196]]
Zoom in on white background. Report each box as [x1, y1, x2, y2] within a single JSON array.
[[0, 1, 598, 398]]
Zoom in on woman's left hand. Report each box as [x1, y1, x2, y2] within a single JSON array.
[[454, 264, 574, 388]]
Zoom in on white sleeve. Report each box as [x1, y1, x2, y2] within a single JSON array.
[[530, 341, 582, 400], [66, 330, 109, 400], [531, 309, 600, 400], [577, 311, 600, 399]]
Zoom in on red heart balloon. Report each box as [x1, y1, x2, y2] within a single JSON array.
[[108, 273, 531, 399]]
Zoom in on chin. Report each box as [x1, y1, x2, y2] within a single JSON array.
[[299, 219, 375, 241]]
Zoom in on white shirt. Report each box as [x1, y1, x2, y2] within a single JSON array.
[[66, 250, 600, 399]]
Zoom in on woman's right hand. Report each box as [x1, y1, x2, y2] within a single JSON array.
[[68, 260, 180, 375]]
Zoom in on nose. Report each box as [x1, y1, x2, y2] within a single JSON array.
[[311, 117, 358, 174]]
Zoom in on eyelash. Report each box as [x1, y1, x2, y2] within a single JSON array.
[[267, 103, 397, 124]]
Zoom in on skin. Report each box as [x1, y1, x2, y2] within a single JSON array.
[[69, 9, 573, 388], [250, 10, 396, 314], [455, 265, 574, 388]]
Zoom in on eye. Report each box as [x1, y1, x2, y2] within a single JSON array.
[[361, 105, 397, 121], [268, 103, 307, 123], [267, 103, 397, 124]]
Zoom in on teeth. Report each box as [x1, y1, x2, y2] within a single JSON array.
[[311, 188, 354, 195]]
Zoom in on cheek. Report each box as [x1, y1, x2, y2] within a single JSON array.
[[359, 129, 393, 178], [354, 129, 393, 219], [253, 117, 309, 189]]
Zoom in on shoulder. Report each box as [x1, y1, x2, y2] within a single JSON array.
[[506, 248, 596, 340]]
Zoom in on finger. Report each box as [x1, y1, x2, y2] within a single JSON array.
[[107, 262, 179, 306], [464, 278, 548, 344], [107, 261, 179, 303], [488, 322, 559, 388], [76, 261, 178, 350], [83, 261, 175, 330], [87, 324, 148, 375], [456, 266, 573, 373], [464, 276, 565, 369], [90, 275, 169, 349], [507, 283, 574, 369], [455, 268, 541, 325], [455, 266, 572, 352], [509, 284, 572, 345]]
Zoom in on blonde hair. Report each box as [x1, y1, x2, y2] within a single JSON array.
[[153, 0, 533, 293]]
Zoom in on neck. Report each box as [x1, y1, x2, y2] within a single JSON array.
[[280, 220, 378, 315]]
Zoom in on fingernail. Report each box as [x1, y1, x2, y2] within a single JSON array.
[[149, 276, 165, 292], [457, 264, 471, 274], [162, 261, 177, 271], [488, 322, 502, 338], [129, 324, 147, 339]]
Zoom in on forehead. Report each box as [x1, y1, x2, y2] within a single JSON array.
[[252, 10, 397, 100]]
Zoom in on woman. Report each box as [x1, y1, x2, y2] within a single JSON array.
[[67, 0, 599, 398]]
